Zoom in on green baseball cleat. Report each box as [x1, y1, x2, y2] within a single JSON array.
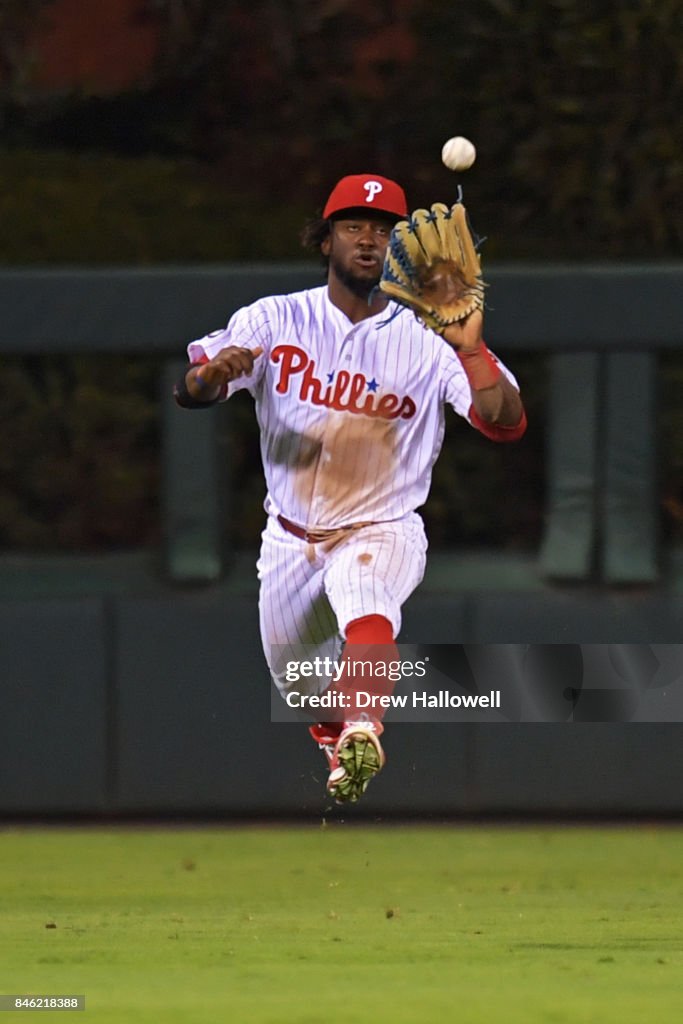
[[326, 723, 386, 804]]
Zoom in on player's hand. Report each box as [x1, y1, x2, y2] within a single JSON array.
[[442, 309, 483, 352], [189, 346, 263, 398]]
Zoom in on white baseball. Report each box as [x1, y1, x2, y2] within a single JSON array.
[[441, 136, 476, 172]]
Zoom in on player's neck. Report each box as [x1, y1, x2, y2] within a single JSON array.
[[326, 276, 389, 324]]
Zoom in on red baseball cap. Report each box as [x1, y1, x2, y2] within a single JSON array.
[[323, 174, 408, 220]]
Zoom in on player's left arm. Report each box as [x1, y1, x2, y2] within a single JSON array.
[[442, 310, 526, 439]]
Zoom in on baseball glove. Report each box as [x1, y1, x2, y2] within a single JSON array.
[[379, 201, 485, 334]]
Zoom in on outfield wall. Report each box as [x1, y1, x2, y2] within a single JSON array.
[[1, 577, 682, 817]]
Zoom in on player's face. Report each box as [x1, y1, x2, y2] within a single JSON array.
[[323, 217, 393, 298]]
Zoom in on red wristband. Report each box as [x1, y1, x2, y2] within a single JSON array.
[[456, 341, 501, 390]]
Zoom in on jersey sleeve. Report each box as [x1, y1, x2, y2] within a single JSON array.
[[186, 298, 275, 398]]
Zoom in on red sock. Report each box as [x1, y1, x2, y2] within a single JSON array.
[[333, 614, 398, 722], [345, 613, 395, 645], [310, 616, 398, 742]]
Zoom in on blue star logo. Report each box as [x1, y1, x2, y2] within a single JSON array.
[[327, 372, 335, 384], [367, 378, 379, 393]]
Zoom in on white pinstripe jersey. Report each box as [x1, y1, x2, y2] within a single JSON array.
[[187, 286, 519, 530]]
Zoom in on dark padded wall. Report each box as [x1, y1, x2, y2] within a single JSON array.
[[1, 589, 682, 816], [0, 599, 108, 811]]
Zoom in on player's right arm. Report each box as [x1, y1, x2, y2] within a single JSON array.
[[175, 346, 264, 407], [175, 297, 274, 407]]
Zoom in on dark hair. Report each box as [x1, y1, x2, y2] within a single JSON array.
[[300, 214, 331, 273], [300, 213, 331, 250]]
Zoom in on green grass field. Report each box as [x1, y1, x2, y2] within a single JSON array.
[[1, 825, 681, 1023]]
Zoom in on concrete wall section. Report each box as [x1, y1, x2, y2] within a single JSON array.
[[0, 599, 109, 811]]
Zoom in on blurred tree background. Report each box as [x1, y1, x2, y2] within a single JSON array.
[[0, 0, 681, 551]]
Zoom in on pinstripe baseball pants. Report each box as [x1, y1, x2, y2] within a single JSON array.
[[257, 512, 428, 697]]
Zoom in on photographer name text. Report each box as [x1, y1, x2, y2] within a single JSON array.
[[285, 689, 501, 710]]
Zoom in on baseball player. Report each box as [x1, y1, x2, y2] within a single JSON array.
[[173, 173, 527, 804]]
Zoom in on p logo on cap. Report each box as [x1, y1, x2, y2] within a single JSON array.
[[323, 174, 408, 219], [363, 180, 383, 203]]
